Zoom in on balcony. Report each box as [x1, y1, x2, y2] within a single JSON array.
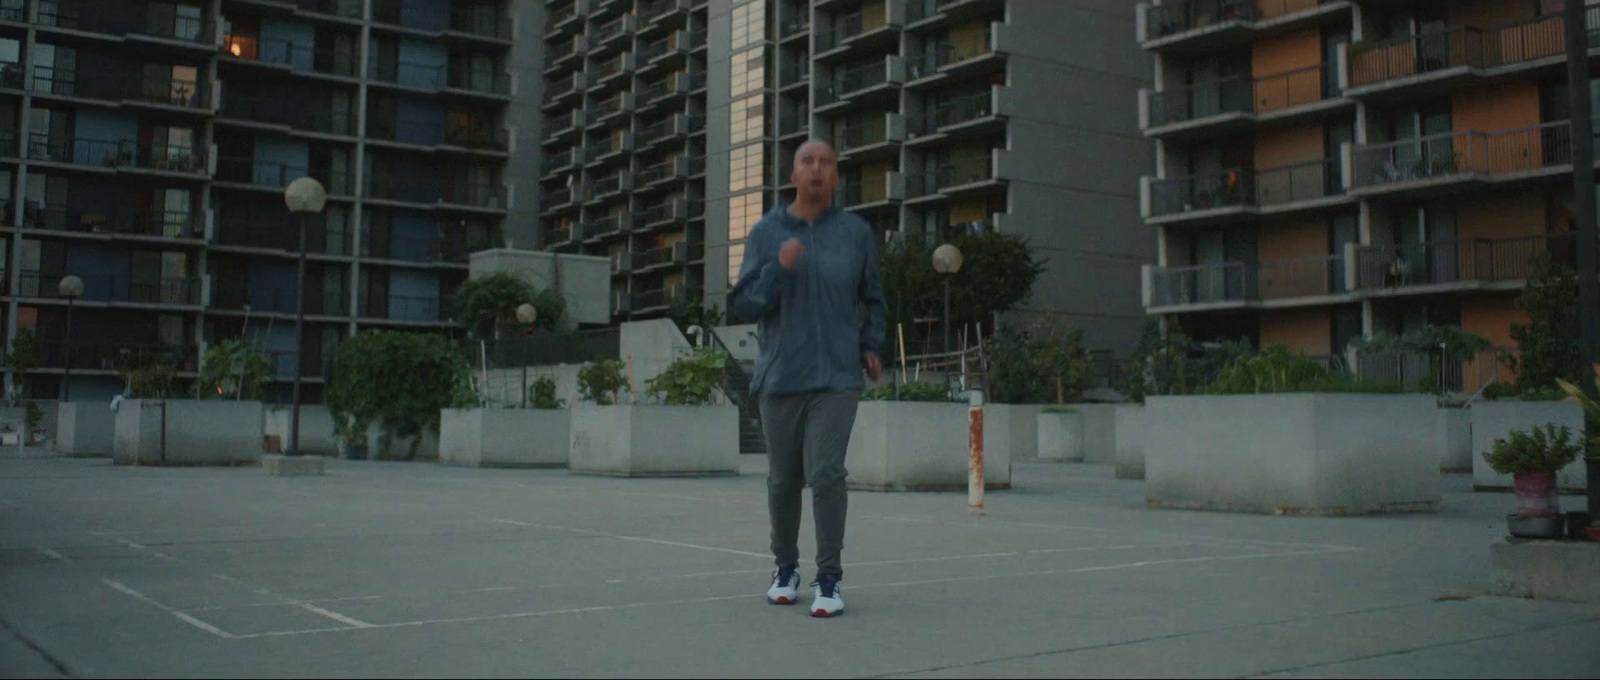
[[364, 233, 492, 266], [542, 147, 579, 177], [543, 72, 586, 109], [591, 52, 637, 91], [30, 66, 211, 113], [641, 0, 691, 33], [816, 1, 905, 57], [1351, 233, 1578, 295], [445, 67, 513, 99], [540, 185, 582, 215], [546, 108, 585, 141], [447, 6, 513, 42], [591, 14, 638, 53], [362, 295, 443, 323], [35, 0, 214, 48], [906, 85, 1011, 144], [441, 122, 510, 154], [637, 73, 689, 112], [586, 173, 633, 203], [36, 342, 199, 375], [905, 0, 1004, 29], [28, 135, 208, 177], [1143, 254, 1351, 312], [1137, 0, 1354, 52], [543, 223, 575, 248], [1345, 11, 1593, 99], [634, 198, 688, 231], [546, 35, 588, 73], [1141, 64, 1346, 139], [582, 213, 630, 241], [1143, 158, 1348, 226], [23, 206, 205, 242], [1348, 122, 1573, 200], [213, 216, 350, 255], [638, 114, 691, 149], [215, 158, 349, 194], [17, 270, 206, 307], [219, 95, 355, 136], [222, 35, 359, 78], [586, 132, 636, 166], [639, 31, 689, 70], [835, 112, 905, 162], [780, 60, 811, 91], [637, 156, 690, 188], [370, 60, 448, 91], [367, 177, 508, 212], [779, 110, 811, 140], [546, 1, 585, 37], [781, 16, 811, 43], [817, 56, 906, 112], [906, 148, 1009, 201], [588, 91, 636, 128], [631, 244, 674, 272], [839, 171, 904, 210]]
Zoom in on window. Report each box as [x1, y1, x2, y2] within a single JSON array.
[[731, 49, 765, 98], [729, 143, 764, 193], [143, 64, 198, 106], [727, 243, 745, 286], [731, 1, 765, 51], [148, 3, 205, 41], [727, 191, 765, 242], [729, 95, 765, 144]]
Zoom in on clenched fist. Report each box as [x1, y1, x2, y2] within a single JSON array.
[[779, 238, 805, 271]]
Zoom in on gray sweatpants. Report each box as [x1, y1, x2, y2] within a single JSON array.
[[759, 389, 860, 579]]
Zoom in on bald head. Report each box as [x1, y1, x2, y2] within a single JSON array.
[[791, 139, 840, 207]]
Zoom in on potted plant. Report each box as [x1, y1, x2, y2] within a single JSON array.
[[568, 349, 738, 477], [440, 373, 570, 469], [326, 330, 468, 461], [1483, 423, 1583, 539]]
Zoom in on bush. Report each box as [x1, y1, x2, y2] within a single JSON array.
[[646, 347, 728, 406], [862, 380, 952, 402], [1508, 255, 1584, 393], [985, 321, 1093, 405], [325, 331, 471, 460], [447, 272, 564, 340], [199, 339, 272, 400], [527, 376, 564, 409], [1483, 423, 1582, 475], [1201, 344, 1405, 395], [576, 359, 629, 405]]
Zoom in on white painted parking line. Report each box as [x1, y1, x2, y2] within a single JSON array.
[[495, 518, 770, 559], [115, 538, 178, 562], [298, 603, 375, 629], [34, 545, 67, 562], [102, 579, 234, 639]]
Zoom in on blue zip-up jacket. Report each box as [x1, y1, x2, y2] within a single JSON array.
[[728, 205, 887, 396]]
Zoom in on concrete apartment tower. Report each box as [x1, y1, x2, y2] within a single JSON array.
[[537, 0, 1156, 356], [0, 0, 538, 404], [1135, 0, 1586, 390]]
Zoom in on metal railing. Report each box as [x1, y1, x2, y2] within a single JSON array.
[[820, 59, 890, 105], [38, 0, 209, 42], [1149, 159, 1342, 217], [841, 173, 892, 206], [638, 157, 683, 184], [542, 149, 577, 173], [935, 154, 995, 189], [1150, 64, 1331, 127], [544, 224, 573, 246], [640, 34, 684, 62], [24, 206, 201, 239], [1349, 10, 1597, 87], [1145, 0, 1333, 40], [364, 295, 441, 322], [477, 328, 622, 369], [214, 218, 348, 254], [31, 65, 207, 109], [1355, 232, 1578, 290], [216, 158, 348, 192], [223, 35, 357, 77], [583, 214, 627, 239], [221, 94, 354, 135], [637, 200, 684, 225], [817, 10, 892, 51], [450, 7, 512, 40], [27, 134, 205, 174], [935, 89, 998, 127], [1148, 262, 1257, 307], [371, 60, 446, 90], [36, 342, 198, 373], [593, 15, 632, 43], [1351, 121, 1572, 189], [632, 245, 674, 270], [18, 271, 202, 305]]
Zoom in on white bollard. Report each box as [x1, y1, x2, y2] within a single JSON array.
[[968, 387, 985, 515]]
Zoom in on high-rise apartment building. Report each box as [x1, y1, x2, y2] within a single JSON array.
[[0, 0, 535, 404], [538, 0, 1155, 355], [1136, 0, 1586, 390]]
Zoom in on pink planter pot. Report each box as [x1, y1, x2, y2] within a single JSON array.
[[1513, 470, 1560, 517]]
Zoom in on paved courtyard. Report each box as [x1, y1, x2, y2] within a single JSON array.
[[1, 451, 1597, 678]]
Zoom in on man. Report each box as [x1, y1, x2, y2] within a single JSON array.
[[728, 140, 887, 618]]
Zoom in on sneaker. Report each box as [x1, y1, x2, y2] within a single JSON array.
[[810, 575, 843, 618], [767, 564, 801, 605]]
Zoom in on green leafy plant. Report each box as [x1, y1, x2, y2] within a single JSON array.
[[1201, 344, 1403, 395], [984, 321, 1094, 405], [527, 376, 565, 409], [576, 359, 629, 405], [1507, 255, 1584, 395], [24, 401, 40, 432], [113, 347, 177, 399], [1352, 325, 1492, 393], [198, 339, 273, 400], [325, 330, 470, 460], [1119, 317, 1200, 403], [669, 296, 725, 331], [1556, 366, 1600, 457], [3, 329, 39, 407], [862, 380, 951, 402], [645, 347, 728, 406], [447, 272, 564, 340], [876, 231, 1045, 357], [1482, 423, 1582, 476]]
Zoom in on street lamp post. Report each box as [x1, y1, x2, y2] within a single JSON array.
[[283, 178, 327, 458], [515, 303, 537, 408], [932, 244, 964, 354], [58, 275, 83, 402]]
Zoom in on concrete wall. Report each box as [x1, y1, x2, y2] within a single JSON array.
[[847, 401, 1010, 491], [1471, 401, 1588, 492], [985, 404, 1043, 462], [468, 248, 611, 327], [1439, 407, 1473, 473], [113, 400, 265, 465], [1145, 394, 1442, 514], [263, 404, 337, 455], [440, 408, 569, 468], [569, 404, 739, 476], [1115, 404, 1146, 479], [55, 401, 114, 457], [504, 1, 545, 253]]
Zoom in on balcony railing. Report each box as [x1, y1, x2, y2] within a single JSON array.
[[1148, 262, 1257, 307], [367, 177, 506, 209], [934, 89, 999, 126], [223, 35, 358, 77], [1348, 10, 1596, 88], [544, 224, 573, 246], [593, 15, 633, 44], [632, 245, 674, 270], [583, 214, 626, 239], [1354, 232, 1578, 290], [835, 116, 896, 151], [1351, 122, 1572, 190], [18, 271, 203, 305], [1148, 158, 1343, 217], [37, 0, 210, 43], [27, 134, 206, 174], [781, 61, 810, 87], [841, 173, 896, 206], [36, 342, 198, 373], [543, 148, 577, 173], [640, 33, 685, 61], [371, 60, 446, 90], [638, 157, 684, 184], [365, 295, 443, 322], [1149, 64, 1334, 127], [447, 68, 512, 96], [211, 281, 345, 316], [216, 158, 349, 193], [24, 206, 202, 239], [818, 9, 893, 52], [31, 65, 208, 109], [215, 217, 350, 255], [820, 58, 894, 105], [450, 7, 513, 40], [221, 94, 354, 136]]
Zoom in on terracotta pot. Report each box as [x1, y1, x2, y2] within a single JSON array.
[[1512, 470, 1560, 517]]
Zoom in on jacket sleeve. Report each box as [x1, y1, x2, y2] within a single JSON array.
[[727, 227, 786, 322], [857, 228, 888, 356]]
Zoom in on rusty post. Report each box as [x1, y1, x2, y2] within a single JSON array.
[[968, 386, 985, 515]]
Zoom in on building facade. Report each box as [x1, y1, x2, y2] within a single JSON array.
[[1136, 0, 1587, 391], [0, 0, 538, 404], [538, 0, 1155, 356]]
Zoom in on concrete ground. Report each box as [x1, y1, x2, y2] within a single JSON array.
[[1, 452, 1597, 679]]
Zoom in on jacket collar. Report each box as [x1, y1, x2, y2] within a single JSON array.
[[776, 204, 839, 227]]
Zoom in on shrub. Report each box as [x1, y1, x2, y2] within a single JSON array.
[[527, 376, 565, 409], [576, 359, 629, 405], [199, 339, 272, 400], [325, 331, 470, 460], [985, 321, 1093, 405], [1483, 423, 1582, 476], [1508, 255, 1584, 394], [646, 347, 728, 406], [862, 380, 951, 402]]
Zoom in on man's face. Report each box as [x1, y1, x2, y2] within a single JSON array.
[[791, 142, 839, 202]]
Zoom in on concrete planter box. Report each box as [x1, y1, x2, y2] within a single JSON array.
[[1037, 409, 1085, 462], [263, 405, 337, 456], [1471, 400, 1587, 492], [1438, 407, 1472, 472], [113, 400, 265, 466], [985, 404, 1044, 462], [1075, 404, 1121, 464], [1114, 405, 1146, 479], [569, 404, 738, 477], [847, 401, 1009, 491], [1145, 394, 1441, 515], [365, 422, 441, 461], [440, 408, 570, 468], [54, 401, 115, 458]]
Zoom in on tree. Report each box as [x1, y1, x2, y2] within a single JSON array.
[[198, 339, 272, 400], [1118, 317, 1194, 403], [447, 272, 564, 341], [325, 331, 472, 460], [1507, 254, 1583, 393], [880, 230, 1045, 355], [984, 321, 1093, 405]]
